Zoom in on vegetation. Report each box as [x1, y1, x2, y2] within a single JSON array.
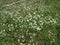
[[0, 0, 60, 45]]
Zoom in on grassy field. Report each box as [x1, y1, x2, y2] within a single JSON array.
[[0, 0, 60, 45]]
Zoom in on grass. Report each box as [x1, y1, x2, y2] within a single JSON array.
[[0, 0, 60, 45]]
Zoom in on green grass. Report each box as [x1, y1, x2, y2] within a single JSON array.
[[0, 0, 60, 45]]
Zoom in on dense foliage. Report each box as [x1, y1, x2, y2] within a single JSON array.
[[0, 0, 60, 45]]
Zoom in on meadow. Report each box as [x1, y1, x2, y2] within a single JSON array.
[[0, 0, 60, 45]]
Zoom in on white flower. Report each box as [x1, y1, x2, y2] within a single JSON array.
[[53, 39, 55, 42], [29, 18, 32, 20], [33, 12, 36, 14], [33, 33, 36, 36], [21, 36, 24, 38], [27, 19, 29, 22], [30, 36, 32, 38], [29, 23, 32, 25], [33, 20, 36, 24], [3, 24, 5, 26], [36, 27, 41, 31], [16, 30, 18, 32], [50, 20, 53, 23], [37, 15, 41, 18], [18, 39, 20, 42], [3, 29, 5, 32], [28, 44, 30, 45], [10, 24, 13, 26], [29, 13, 31, 15], [15, 25, 17, 27], [17, 18, 20, 21], [27, 7, 30, 10], [52, 19, 57, 23], [20, 43, 23, 45], [13, 18, 16, 20], [9, 29, 11, 31], [41, 14, 44, 17], [50, 41, 53, 43], [8, 24, 10, 27]]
